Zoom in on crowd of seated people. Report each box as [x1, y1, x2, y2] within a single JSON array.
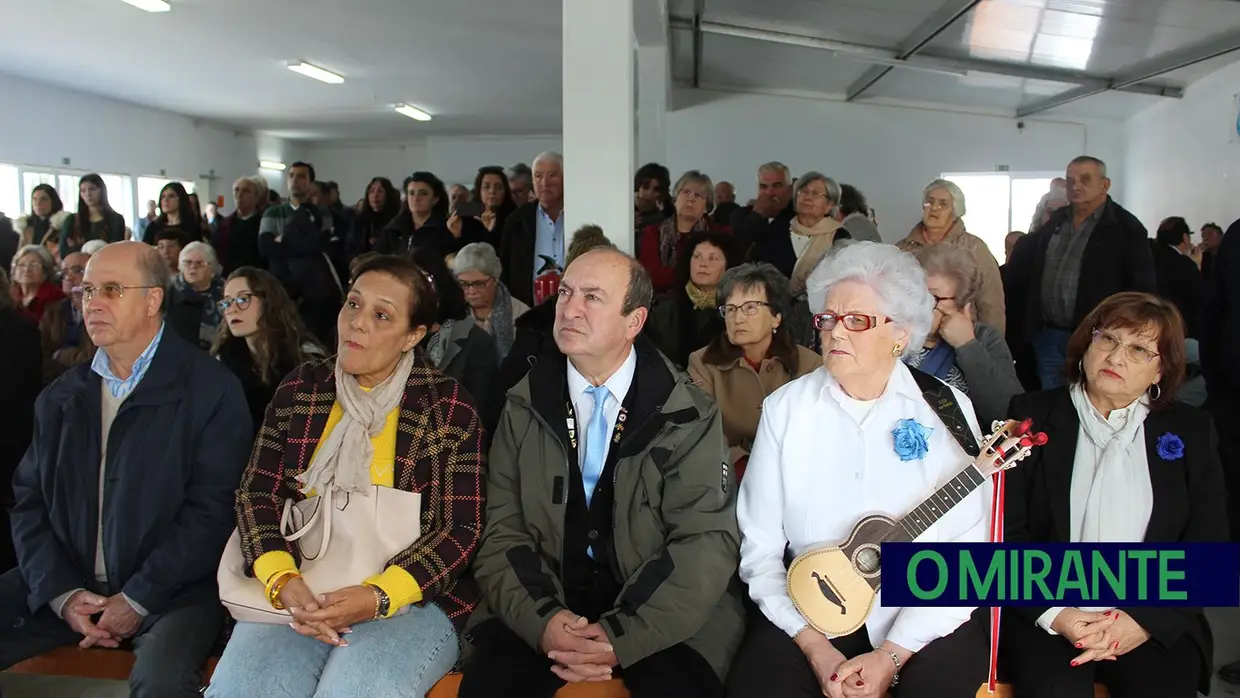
[[0, 148, 1236, 698]]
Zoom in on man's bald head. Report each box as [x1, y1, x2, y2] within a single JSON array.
[[83, 242, 171, 352]]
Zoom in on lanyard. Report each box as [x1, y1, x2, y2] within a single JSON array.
[[565, 399, 628, 455]]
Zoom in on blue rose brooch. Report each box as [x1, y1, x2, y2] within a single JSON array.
[[1156, 433, 1184, 461], [892, 419, 934, 462]]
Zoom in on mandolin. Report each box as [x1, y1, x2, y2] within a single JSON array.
[[786, 418, 1047, 637]]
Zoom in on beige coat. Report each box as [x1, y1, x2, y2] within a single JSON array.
[[688, 344, 822, 465], [896, 221, 1006, 335]]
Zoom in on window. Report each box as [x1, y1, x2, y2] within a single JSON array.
[[939, 172, 1059, 262], [0, 164, 19, 220]]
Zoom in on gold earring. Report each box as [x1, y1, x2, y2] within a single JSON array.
[[892, 344, 902, 357]]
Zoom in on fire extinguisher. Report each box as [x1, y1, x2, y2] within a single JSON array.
[[533, 255, 562, 306]]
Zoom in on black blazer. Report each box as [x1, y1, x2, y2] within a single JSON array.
[[1005, 387, 1227, 694], [10, 330, 251, 615], [1149, 241, 1205, 340], [498, 203, 539, 308], [1003, 197, 1156, 346]]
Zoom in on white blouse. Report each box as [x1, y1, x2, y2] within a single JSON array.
[[737, 362, 991, 653]]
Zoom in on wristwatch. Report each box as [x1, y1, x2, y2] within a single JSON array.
[[366, 583, 391, 619]]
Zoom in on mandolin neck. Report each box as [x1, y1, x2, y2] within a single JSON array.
[[892, 465, 988, 541]]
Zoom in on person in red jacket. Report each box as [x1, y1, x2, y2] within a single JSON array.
[[638, 169, 723, 295]]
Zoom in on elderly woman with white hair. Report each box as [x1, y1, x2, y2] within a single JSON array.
[[727, 242, 991, 698], [896, 179, 1006, 335], [168, 240, 226, 350], [453, 242, 529, 359]]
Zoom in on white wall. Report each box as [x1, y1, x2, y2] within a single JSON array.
[[0, 72, 282, 211], [665, 90, 1125, 242], [1124, 60, 1240, 233], [304, 136, 562, 203]]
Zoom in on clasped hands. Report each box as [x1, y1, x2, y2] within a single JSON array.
[[797, 629, 903, 698], [62, 590, 142, 649], [541, 610, 619, 683], [282, 577, 382, 647], [1051, 608, 1150, 666]]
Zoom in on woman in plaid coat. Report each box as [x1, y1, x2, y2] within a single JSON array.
[[208, 254, 486, 697]]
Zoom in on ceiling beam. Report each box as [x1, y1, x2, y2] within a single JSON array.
[[670, 16, 1185, 102], [1016, 28, 1240, 117], [846, 0, 983, 101], [691, 0, 705, 88]]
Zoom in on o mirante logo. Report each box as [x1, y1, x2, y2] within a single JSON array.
[[880, 543, 1240, 607]]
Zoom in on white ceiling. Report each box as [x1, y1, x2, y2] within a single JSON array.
[[1, 0, 1239, 143], [0, 0, 564, 141], [669, 0, 1240, 120]]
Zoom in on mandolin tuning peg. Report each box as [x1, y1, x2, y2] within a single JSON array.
[[1031, 432, 1049, 446], [1019, 437, 1033, 448], [1016, 418, 1033, 436]]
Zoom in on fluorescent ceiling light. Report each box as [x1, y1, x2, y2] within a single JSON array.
[[120, 0, 171, 11], [259, 161, 286, 171], [287, 62, 344, 84], [395, 104, 432, 122]]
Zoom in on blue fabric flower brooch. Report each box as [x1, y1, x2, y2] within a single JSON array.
[[1156, 433, 1184, 461], [893, 419, 934, 462]]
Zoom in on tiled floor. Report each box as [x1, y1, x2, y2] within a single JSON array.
[[3, 606, 1239, 697]]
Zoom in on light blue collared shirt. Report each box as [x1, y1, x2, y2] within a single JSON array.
[[532, 205, 566, 280], [91, 322, 166, 400]]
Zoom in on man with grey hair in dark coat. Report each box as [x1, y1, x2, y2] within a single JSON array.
[[0, 242, 251, 697]]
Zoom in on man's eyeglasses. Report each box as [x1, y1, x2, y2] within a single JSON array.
[[74, 284, 159, 302], [812, 312, 893, 332], [180, 259, 209, 270], [1091, 329, 1160, 364], [718, 301, 770, 318], [933, 295, 956, 306], [218, 292, 258, 312]]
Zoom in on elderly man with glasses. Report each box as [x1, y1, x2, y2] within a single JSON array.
[[0, 241, 251, 697]]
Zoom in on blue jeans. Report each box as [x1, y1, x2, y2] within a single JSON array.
[[1032, 327, 1072, 390], [205, 602, 458, 698]]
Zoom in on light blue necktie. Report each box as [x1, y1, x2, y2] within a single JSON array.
[[581, 385, 612, 509]]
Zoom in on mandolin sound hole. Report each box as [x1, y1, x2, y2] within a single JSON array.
[[855, 546, 881, 575]]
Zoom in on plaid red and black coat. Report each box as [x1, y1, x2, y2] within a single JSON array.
[[234, 354, 485, 631]]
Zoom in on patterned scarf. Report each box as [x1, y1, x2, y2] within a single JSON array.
[[488, 282, 517, 358], [658, 215, 711, 268], [426, 318, 455, 368], [685, 281, 716, 311]]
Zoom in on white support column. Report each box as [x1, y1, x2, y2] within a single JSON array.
[[563, 0, 636, 254], [636, 45, 668, 167]]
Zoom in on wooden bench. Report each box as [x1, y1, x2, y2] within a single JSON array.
[[7, 646, 1110, 697]]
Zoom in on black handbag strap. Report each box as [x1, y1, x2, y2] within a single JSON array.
[[908, 367, 981, 458]]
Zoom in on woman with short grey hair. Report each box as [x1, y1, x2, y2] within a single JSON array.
[[453, 242, 529, 359], [729, 241, 991, 698], [906, 244, 1023, 428], [168, 240, 225, 350], [9, 244, 64, 323], [896, 178, 1006, 335], [789, 171, 850, 299], [638, 169, 720, 294], [688, 262, 820, 482]]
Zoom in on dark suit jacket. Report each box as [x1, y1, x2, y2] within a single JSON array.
[[1003, 197, 1155, 346], [1202, 217, 1240, 398], [1149, 241, 1205, 339], [11, 329, 251, 615], [1005, 388, 1227, 694], [498, 203, 539, 308]]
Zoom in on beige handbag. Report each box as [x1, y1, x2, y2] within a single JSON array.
[[217, 485, 422, 624]]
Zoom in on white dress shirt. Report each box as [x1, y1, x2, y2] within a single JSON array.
[[566, 347, 637, 471], [737, 362, 991, 653]]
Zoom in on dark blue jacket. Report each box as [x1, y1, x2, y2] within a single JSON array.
[[10, 328, 251, 615]]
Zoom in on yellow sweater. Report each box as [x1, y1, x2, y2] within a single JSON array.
[[253, 401, 421, 617]]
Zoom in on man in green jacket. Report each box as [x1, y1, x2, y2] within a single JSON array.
[[460, 247, 745, 697]]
